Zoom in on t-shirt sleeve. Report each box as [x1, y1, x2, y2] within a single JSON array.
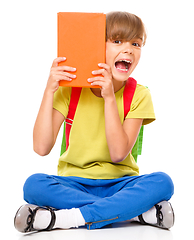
[[53, 87, 72, 118], [125, 85, 156, 125]]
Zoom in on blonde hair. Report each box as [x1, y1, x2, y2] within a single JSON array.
[[106, 11, 147, 46]]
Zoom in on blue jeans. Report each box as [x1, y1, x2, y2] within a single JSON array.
[[23, 172, 174, 230]]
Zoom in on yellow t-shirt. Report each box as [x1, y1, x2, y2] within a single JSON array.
[[53, 84, 155, 179]]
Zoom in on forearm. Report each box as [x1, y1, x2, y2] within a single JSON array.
[[88, 62, 143, 162], [33, 57, 76, 156], [33, 89, 54, 156], [104, 96, 130, 162]]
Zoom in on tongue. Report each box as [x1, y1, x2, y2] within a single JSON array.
[[115, 62, 127, 70]]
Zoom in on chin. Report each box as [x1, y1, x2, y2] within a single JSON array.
[[112, 67, 134, 81], [113, 73, 131, 82]]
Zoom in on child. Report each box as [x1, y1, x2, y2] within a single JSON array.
[[14, 11, 174, 233]]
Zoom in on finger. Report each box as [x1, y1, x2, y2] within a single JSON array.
[[98, 63, 111, 73], [51, 57, 67, 67], [58, 71, 76, 79], [52, 65, 76, 72], [92, 65, 111, 78], [92, 69, 104, 75], [90, 80, 104, 87], [92, 69, 110, 79], [51, 63, 76, 73], [53, 65, 77, 72], [88, 76, 104, 82], [54, 74, 73, 82], [51, 72, 76, 81], [51, 68, 77, 78]]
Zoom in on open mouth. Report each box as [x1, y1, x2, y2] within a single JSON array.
[[115, 59, 132, 73]]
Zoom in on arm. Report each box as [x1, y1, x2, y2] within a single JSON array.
[[33, 57, 76, 156], [104, 97, 143, 162], [88, 63, 142, 162]]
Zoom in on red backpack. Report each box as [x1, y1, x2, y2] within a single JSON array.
[[60, 77, 144, 162]]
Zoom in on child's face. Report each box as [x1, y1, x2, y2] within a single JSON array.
[[106, 38, 142, 82]]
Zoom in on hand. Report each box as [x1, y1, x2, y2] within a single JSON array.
[[87, 63, 114, 99], [46, 57, 76, 93]]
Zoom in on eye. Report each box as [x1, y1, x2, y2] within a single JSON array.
[[113, 40, 122, 44], [132, 42, 142, 48]]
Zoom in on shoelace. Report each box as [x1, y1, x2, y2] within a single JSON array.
[[155, 204, 163, 227], [25, 207, 40, 232], [24, 206, 56, 233]]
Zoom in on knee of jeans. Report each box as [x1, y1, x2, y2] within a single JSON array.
[[23, 173, 47, 204], [154, 171, 174, 200]]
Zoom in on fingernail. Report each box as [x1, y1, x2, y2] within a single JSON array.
[[92, 71, 95, 74], [87, 78, 91, 82], [63, 57, 66, 60], [98, 63, 102, 67]]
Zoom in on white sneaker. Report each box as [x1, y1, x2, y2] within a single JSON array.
[[14, 204, 56, 233], [138, 201, 175, 229]]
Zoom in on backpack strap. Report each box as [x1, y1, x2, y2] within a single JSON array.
[[123, 77, 144, 162], [62, 78, 137, 153], [123, 77, 137, 118], [60, 87, 82, 155], [61, 78, 144, 162]]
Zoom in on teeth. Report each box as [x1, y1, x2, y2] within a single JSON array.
[[117, 59, 131, 64], [115, 59, 131, 72], [117, 68, 128, 72]]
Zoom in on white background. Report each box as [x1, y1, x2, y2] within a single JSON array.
[[0, 0, 193, 239]]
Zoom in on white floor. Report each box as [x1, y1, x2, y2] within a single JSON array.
[[5, 202, 192, 240], [7, 222, 191, 240], [12, 223, 174, 240]]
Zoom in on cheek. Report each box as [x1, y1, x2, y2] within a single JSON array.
[[131, 52, 141, 70], [105, 49, 110, 64], [105, 45, 114, 66], [105, 54, 115, 69], [105, 58, 112, 67], [136, 52, 141, 64]]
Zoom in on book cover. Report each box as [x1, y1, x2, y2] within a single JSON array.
[[57, 12, 106, 88]]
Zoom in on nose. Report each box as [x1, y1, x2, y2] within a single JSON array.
[[122, 42, 133, 54]]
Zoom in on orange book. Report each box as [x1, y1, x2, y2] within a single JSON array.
[[57, 12, 106, 88]]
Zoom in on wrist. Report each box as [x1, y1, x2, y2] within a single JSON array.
[[104, 93, 116, 104], [44, 87, 55, 100]]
